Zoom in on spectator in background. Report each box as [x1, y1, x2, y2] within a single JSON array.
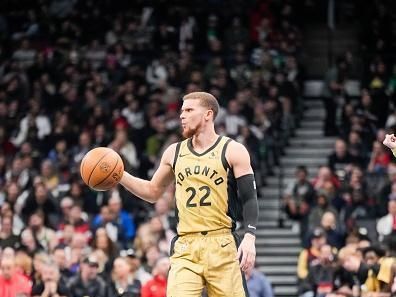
[[12, 39, 37, 69], [0, 214, 20, 249], [52, 245, 74, 281], [224, 100, 247, 138], [11, 100, 51, 148], [92, 205, 120, 243], [141, 256, 169, 297], [68, 255, 107, 297], [153, 197, 177, 233], [298, 227, 327, 284], [378, 236, 396, 294], [328, 139, 356, 181], [58, 197, 74, 225], [39, 159, 59, 192], [322, 57, 349, 137], [151, 215, 175, 254], [120, 248, 152, 286], [300, 244, 337, 297], [376, 198, 396, 242], [284, 166, 315, 234], [109, 129, 140, 174], [92, 124, 109, 148], [26, 210, 56, 252], [121, 99, 146, 134], [5, 157, 31, 191], [0, 256, 31, 297], [142, 245, 161, 274], [107, 256, 141, 297], [308, 193, 338, 232], [360, 245, 385, 294], [31, 258, 70, 297], [312, 166, 340, 198], [58, 204, 90, 242], [367, 140, 392, 174], [335, 245, 366, 297], [71, 131, 92, 166], [1, 201, 24, 235], [94, 191, 135, 248], [47, 139, 71, 176], [236, 126, 262, 181], [347, 130, 366, 166], [20, 228, 44, 256], [320, 211, 345, 249], [14, 249, 33, 281], [90, 227, 119, 274], [145, 118, 168, 171], [21, 183, 57, 226], [245, 264, 274, 297], [58, 223, 75, 246], [68, 181, 99, 215]]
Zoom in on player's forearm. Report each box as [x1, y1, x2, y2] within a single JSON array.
[[120, 171, 162, 203], [237, 174, 259, 235], [242, 197, 259, 236]]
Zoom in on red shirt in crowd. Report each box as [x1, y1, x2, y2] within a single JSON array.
[[0, 273, 32, 297], [141, 275, 167, 297]]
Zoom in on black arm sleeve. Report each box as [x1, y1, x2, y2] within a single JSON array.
[[236, 174, 259, 235]]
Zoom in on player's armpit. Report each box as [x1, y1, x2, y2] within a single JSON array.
[[120, 143, 176, 203]]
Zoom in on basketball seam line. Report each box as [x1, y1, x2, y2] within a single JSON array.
[[92, 155, 119, 189], [87, 150, 114, 186]]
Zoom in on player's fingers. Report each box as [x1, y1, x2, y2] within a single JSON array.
[[242, 251, 253, 272], [239, 248, 248, 270], [247, 251, 256, 270]]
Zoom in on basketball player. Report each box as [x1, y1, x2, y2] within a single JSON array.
[[120, 92, 258, 296]]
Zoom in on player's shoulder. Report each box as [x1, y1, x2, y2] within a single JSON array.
[[225, 138, 248, 153], [224, 138, 250, 164], [162, 142, 180, 164]]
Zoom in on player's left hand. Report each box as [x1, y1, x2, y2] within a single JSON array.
[[236, 233, 256, 272], [383, 133, 396, 150]]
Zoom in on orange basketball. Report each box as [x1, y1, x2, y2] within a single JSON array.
[[80, 147, 124, 191]]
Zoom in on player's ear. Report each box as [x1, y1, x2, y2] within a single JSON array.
[[205, 109, 214, 120]]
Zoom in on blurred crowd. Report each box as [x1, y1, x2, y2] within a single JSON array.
[[286, 1, 396, 296], [0, 0, 304, 296]]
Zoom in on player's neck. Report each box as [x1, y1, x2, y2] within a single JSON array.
[[191, 129, 218, 152]]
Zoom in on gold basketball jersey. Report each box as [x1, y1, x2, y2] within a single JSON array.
[[172, 136, 239, 235]]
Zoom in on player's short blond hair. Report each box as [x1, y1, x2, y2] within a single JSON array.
[[183, 92, 219, 120]]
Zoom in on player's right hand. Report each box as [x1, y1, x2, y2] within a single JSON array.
[[383, 134, 396, 150]]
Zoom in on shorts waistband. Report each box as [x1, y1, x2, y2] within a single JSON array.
[[179, 228, 232, 237]]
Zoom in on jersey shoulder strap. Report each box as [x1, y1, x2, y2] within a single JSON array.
[[221, 137, 233, 170], [172, 141, 183, 170]]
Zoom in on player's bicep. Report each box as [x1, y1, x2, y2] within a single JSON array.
[[226, 141, 253, 178], [150, 144, 176, 191]]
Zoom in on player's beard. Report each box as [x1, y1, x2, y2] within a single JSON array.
[[182, 124, 198, 139]]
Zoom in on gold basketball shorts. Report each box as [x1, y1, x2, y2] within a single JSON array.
[[167, 229, 248, 297]]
